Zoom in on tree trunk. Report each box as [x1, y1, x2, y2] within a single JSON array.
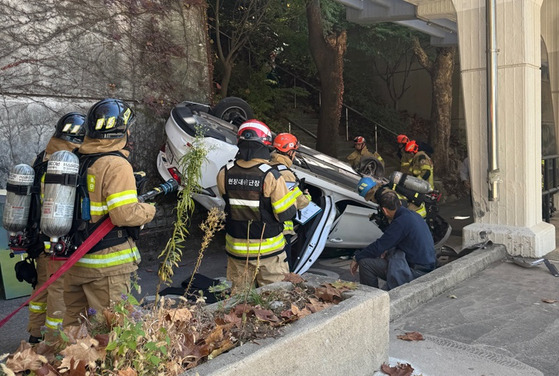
[[413, 38, 455, 175], [306, 0, 346, 158], [430, 47, 455, 175], [220, 58, 233, 98]]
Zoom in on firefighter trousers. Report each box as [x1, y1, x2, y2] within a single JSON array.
[[227, 253, 289, 292], [63, 272, 131, 327], [27, 253, 48, 338]]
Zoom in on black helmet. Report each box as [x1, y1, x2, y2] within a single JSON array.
[[54, 112, 86, 143], [85, 98, 135, 139]]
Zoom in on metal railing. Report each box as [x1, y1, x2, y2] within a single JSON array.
[[542, 154, 559, 222], [275, 65, 399, 151]]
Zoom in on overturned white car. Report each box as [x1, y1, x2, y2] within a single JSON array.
[[156, 98, 385, 274], [157, 97, 451, 274]]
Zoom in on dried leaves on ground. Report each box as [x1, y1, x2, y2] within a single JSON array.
[[2, 280, 354, 376], [396, 331, 424, 341], [381, 362, 415, 376]]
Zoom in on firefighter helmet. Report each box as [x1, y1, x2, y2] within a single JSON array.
[[54, 113, 86, 144], [237, 119, 273, 146], [397, 134, 409, 144], [405, 140, 419, 154], [353, 136, 366, 144], [85, 98, 135, 139], [273, 133, 299, 153], [357, 176, 377, 198]]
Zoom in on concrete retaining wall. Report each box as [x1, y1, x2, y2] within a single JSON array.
[[182, 280, 390, 376]]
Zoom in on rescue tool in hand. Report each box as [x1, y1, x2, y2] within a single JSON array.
[[0, 178, 178, 330]]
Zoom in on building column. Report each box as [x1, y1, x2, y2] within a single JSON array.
[[453, 0, 555, 257], [541, 0, 559, 165]]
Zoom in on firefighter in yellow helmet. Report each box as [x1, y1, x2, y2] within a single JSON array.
[[347, 136, 384, 172], [62, 99, 156, 327], [26, 113, 86, 343], [270, 133, 312, 269], [406, 140, 434, 189], [216, 120, 298, 291]]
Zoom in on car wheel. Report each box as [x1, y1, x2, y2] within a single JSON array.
[[210, 97, 254, 126], [357, 156, 385, 178]]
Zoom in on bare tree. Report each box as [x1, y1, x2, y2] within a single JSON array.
[[210, 0, 272, 98]]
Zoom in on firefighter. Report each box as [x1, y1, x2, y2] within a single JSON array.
[[270, 133, 312, 269], [347, 136, 384, 172], [350, 189, 436, 290], [62, 98, 156, 327], [396, 134, 414, 173], [358, 176, 427, 218], [406, 140, 434, 190], [216, 120, 298, 291], [27, 113, 86, 343]]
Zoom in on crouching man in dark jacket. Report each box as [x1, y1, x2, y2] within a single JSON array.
[[350, 190, 436, 290]]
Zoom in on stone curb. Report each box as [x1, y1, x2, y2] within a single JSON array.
[[180, 278, 390, 376], [388, 244, 507, 321]]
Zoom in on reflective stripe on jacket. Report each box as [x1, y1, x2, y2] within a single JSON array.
[[271, 153, 311, 235], [217, 158, 297, 259], [69, 139, 155, 277], [410, 151, 434, 189]]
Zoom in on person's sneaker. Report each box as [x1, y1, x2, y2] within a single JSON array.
[[28, 335, 42, 344]]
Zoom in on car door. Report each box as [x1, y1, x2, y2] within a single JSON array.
[[326, 204, 383, 249], [292, 196, 336, 275]]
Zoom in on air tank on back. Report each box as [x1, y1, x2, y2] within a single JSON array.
[[2, 164, 35, 234], [40, 150, 79, 242], [388, 171, 432, 194]]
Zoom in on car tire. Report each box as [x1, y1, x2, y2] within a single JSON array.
[[357, 156, 385, 177], [210, 97, 254, 126]]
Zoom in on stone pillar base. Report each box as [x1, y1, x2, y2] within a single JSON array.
[[463, 222, 555, 258]]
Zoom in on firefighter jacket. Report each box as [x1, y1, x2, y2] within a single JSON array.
[[410, 151, 434, 189], [68, 137, 156, 278], [216, 157, 298, 260], [270, 152, 311, 235], [400, 150, 414, 173], [347, 145, 384, 170], [364, 184, 426, 218]]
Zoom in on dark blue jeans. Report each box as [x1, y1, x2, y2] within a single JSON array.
[[357, 249, 431, 290]]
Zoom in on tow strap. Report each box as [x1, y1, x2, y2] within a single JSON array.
[[0, 217, 114, 329]]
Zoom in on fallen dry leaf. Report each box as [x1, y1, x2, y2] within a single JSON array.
[[59, 337, 101, 371], [35, 363, 60, 376], [66, 359, 87, 376], [542, 298, 558, 304], [63, 323, 90, 344], [283, 273, 305, 284], [103, 308, 124, 328], [254, 308, 279, 323], [234, 303, 253, 316], [306, 297, 331, 313], [118, 367, 138, 376], [381, 362, 414, 376], [397, 331, 424, 341], [5, 345, 48, 373], [208, 338, 235, 360], [221, 311, 242, 326], [165, 307, 193, 322], [315, 283, 343, 303]]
